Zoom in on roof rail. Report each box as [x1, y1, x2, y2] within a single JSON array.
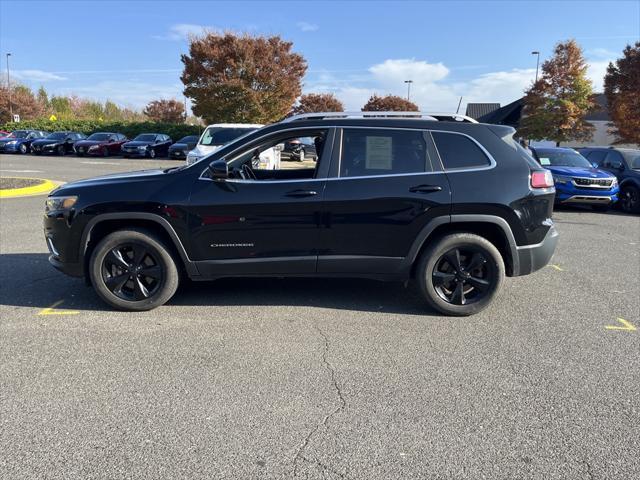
[[281, 111, 478, 123]]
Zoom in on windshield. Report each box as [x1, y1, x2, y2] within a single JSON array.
[[200, 127, 256, 146], [535, 149, 592, 168], [133, 134, 156, 142], [178, 136, 198, 143], [620, 150, 640, 169], [7, 130, 28, 138], [87, 133, 111, 141], [47, 132, 67, 140]]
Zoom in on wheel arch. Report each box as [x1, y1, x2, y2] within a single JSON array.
[[406, 214, 520, 277], [81, 213, 199, 280]]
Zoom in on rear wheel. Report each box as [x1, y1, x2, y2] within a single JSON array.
[[620, 185, 640, 214], [89, 229, 179, 311], [416, 233, 505, 316]]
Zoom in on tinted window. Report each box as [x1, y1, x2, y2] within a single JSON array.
[[47, 132, 66, 140], [200, 127, 257, 146], [134, 134, 156, 142], [340, 128, 427, 177], [584, 150, 607, 165], [604, 151, 624, 169], [432, 131, 490, 169], [620, 149, 640, 169]]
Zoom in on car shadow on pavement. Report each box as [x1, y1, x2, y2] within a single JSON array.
[[0, 253, 435, 316]]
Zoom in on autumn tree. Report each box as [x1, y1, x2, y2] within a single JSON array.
[[362, 94, 419, 112], [181, 32, 307, 124], [0, 84, 45, 122], [604, 42, 640, 144], [290, 93, 344, 115], [519, 40, 595, 145], [143, 99, 185, 123]]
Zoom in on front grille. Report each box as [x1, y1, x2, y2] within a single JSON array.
[[573, 177, 613, 188]]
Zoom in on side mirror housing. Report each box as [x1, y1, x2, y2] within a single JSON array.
[[208, 159, 228, 180], [274, 143, 285, 152]]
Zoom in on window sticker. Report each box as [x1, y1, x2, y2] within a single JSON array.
[[366, 136, 393, 170], [539, 157, 551, 166]]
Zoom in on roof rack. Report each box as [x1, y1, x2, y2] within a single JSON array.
[[281, 111, 478, 124]]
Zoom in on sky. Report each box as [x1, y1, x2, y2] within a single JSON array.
[[1, 0, 639, 114]]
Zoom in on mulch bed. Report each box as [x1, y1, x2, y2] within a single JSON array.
[[0, 177, 44, 190]]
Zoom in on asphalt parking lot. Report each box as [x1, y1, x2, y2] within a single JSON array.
[[1, 153, 639, 479]]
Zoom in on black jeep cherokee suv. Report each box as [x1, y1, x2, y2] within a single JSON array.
[[44, 112, 558, 316]]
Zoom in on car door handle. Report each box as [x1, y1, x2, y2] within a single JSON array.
[[409, 185, 443, 193], [285, 189, 318, 197]]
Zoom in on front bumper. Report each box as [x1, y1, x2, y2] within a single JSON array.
[[515, 225, 559, 276], [0, 143, 19, 152], [169, 149, 186, 159], [122, 149, 147, 157], [555, 184, 619, 205]]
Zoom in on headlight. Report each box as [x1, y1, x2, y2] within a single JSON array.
[[138, 146, 147, 151], [553, 175, 570, 185], [6, 140, 17, 145], [88, 145, 98, 150], [45, 196, 78, 212], [611, 177, 618, 187]]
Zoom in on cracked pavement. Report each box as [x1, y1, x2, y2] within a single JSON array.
[[1, 154, 639, 479]]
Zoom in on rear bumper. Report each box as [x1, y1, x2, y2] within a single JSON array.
[[515, 225, 559, 276]]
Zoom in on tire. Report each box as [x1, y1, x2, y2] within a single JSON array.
[[102, 146, 109, 157], [89, 229, 179, 311], [298, 148, 305, 161], [620, 185, 640, 214], [123, 154, 129, 158], [591, 204, 609, 212], [148, 148, 156, 159], [416, 233, 505, 316], [76, 153, 84, 157], [57, 145, 65, 156], [19, 143, 27, 154]]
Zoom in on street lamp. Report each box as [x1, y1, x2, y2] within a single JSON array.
[[404, 80, 413, 101], [531, 51, 540, 83], [6, 53, 12, 119]]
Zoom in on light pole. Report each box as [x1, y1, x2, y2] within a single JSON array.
[[531, 51, 540, 83], [6, 53, 13, 119], [404, 80, 413, 101]]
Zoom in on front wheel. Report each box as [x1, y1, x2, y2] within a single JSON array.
[[102, 146, 109, 157], [298, 148, 305, 161], [57, 145, 65, 156], [89, 229, 179, 311], [416, 233, 505, 316], [19, 143, 27, 154], [148, 148, 156, 159], [620, 185, 640, 214]]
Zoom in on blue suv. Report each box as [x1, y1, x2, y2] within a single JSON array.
[[579, 147, 640, 214], [531, 147, 619, 211]]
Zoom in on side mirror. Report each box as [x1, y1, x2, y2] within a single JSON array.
[[208, 159, 228, 180], [274, 143, 285, 152]]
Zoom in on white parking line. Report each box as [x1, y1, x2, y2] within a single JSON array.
[[0, 169, 43, 173]]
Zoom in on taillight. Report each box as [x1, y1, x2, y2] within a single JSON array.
[[531, 170, 554, 189]]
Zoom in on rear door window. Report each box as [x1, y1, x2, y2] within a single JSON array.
[[431, 131, 491, 170], [339, 128, 429, 177]]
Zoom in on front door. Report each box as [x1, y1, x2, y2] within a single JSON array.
[[187, 128, 334, 277], [319, 127, 451, 275]]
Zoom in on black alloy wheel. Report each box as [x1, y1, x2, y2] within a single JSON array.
[[620, 185, 640, 214], [432, 247, 494, 306], [19, 143, 27, 154], [101, 243, 162, 301], [148, 148, 156, 158]]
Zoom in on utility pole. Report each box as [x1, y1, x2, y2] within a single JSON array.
[[404, 80, 413, 101], [6, 53, 13, 119], [531, 51, 540, 83]]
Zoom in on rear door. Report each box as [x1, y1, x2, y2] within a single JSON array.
[[318, 127, 451, 275]]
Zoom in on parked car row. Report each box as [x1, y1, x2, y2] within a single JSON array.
[[530, 146, 640, 214]]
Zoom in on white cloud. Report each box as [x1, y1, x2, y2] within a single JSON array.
[[369, 58, 449, 85], [296, 21, 319, 32], [12, 70, 67, 82], [587, 59, 613, 92], [154, 23, 218, 41]]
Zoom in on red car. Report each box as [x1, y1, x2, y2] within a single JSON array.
[[74, 132, 128, 157]]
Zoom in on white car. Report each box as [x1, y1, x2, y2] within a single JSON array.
[[186, 123, 280, 167]]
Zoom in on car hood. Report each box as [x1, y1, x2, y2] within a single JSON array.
[[0, 137, 24, 144], [546, 166, 614, 178], [75, 140, 107, 147], [32, 139, 62, 146], [170, 142, 194, 150], [123, 141, 153, 147], [57, 168, 170, 191]]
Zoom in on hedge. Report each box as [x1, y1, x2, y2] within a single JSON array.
[[0, 120, 203, 141]]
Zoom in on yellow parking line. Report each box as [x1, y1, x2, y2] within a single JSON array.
[[37, 300, 80, 316], [605, 318, 636, 332], [0, 178, 58, 198], [549, 264, 564, 271]]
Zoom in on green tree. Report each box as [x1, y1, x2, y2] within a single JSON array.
[[604, 42, 640, 144], [181, 32, 307, 123], [362, 94, 419, 112], [519, 40, 595, 145], [36, 86, 49, 109]]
